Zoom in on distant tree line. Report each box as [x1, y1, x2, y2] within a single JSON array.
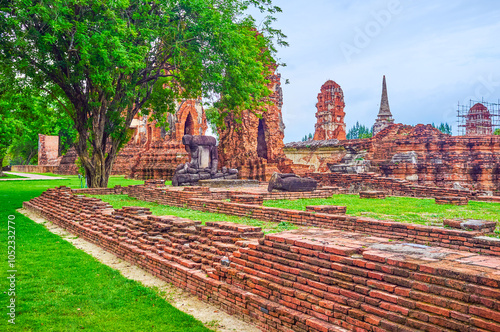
[[346, 122, 373, 140], [432, 122, 452, 135], [301, 133, 313, 141]]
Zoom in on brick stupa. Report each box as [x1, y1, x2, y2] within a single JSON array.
[[466, 103, 493, 136], [313, 80, 346, 141]]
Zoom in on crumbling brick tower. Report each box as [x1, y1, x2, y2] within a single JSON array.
[[313, 80, 346, 141], [466, 103, 493, 136], [38, 134, 61, 166], [218, 68, 295, 180]]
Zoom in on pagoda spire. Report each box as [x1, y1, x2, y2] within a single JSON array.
[[378, 75, 392, 118], [373, 75, 394, 135]]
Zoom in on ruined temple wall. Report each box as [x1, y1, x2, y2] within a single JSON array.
[[284, 146, 345, 172], [38, 134, 61, 166], [217, 69, 291, 180], [285, 124, 500, 191], [125, 100, 207, 179]]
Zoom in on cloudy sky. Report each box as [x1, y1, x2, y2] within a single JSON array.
[[253, 0, 500, 142]]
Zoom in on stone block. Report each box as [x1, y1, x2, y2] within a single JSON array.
[[359, 191, 386, 199], [306, 205, 347, 214], [435, 196, 469, 206]]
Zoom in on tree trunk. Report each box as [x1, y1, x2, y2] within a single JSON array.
[[0, 156, 4, 177], [79, 136, 121, 188]]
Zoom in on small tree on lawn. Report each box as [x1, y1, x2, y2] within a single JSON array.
[[1, 0, 286, 187]]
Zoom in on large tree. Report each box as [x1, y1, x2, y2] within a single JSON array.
[[0, 0, 285, 187]]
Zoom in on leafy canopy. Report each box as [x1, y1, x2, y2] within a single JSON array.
[[0, 0, 286, 186]]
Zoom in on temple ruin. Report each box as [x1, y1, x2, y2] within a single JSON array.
[[313, 80, 346, 140], [38, 134, 61, 166], [217, 67, 309, 180], [457, 100, 500, 136], [23, 99, 208, 178]]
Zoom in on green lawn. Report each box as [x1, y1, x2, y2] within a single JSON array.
[[89, 194, 297, 234], [264, 194, 500, 227], [0, 175, 212, 331]]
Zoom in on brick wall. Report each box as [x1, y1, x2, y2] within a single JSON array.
[[119, 185, 500, 257], [308, 173, 482, 199], [23, 187, 500, 332], [11, 165, 59, 173]]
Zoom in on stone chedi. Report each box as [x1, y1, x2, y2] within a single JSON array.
[[172, 135, 237, 186], [313, 80, 346, 141], [217, 67, 301, 181], [267, 172, 318, 192], [373, 75, 394, 135], [466, 102, 493, 136]]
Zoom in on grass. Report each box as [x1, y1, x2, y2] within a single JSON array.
[[0, 175, 213, 331], [264, 194, 500, 226], [0, 173, 27, 179], [88, 194, 298, 234]]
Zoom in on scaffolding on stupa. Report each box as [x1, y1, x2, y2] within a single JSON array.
[[457, 99, 500, 136]]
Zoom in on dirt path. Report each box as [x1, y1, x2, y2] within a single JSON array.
[[1, 172, 66, 180], [19, 208, 261, 332]]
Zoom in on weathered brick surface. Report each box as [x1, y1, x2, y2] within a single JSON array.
[[24, 189, 500, 332], [359, 191, 386, 199], [308, 173, 481, 200], [96, 184, 500, 257], [435, 196, 469, 206], [286, 124, 500, 192], [217, 67, 306, 181], [313, 81, 346, 141], [38, 134, 61, 166]]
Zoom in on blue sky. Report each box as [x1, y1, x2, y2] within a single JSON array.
[[253, 0, 500, 142]]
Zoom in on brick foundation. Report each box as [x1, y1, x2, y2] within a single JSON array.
[[73, 183, 500, 257], [24, 187, 500, 332]]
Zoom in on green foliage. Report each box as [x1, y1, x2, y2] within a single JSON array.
[[347, 122, 373, 140], [205, 107, 221, 139], [301, 133, 313, 142], [494, 128, 500, 135], [1, 0, 286, 187], [432, 122, 452, 135]]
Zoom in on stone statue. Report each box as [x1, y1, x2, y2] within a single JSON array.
[[267, 172, 318, 192], [172, 135, 238, 186]]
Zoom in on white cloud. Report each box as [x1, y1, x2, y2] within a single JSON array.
[[261, 0, 500, 141]]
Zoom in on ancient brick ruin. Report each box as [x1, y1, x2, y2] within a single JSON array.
[[38, 134, 61, 166], [313, 80, 346, 141], [286, 123, 500, 193], [25, 183, 500, 332], [23, 100, 208, 178], [466, 102, 493, 136], [217, 67, 307, 180]]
